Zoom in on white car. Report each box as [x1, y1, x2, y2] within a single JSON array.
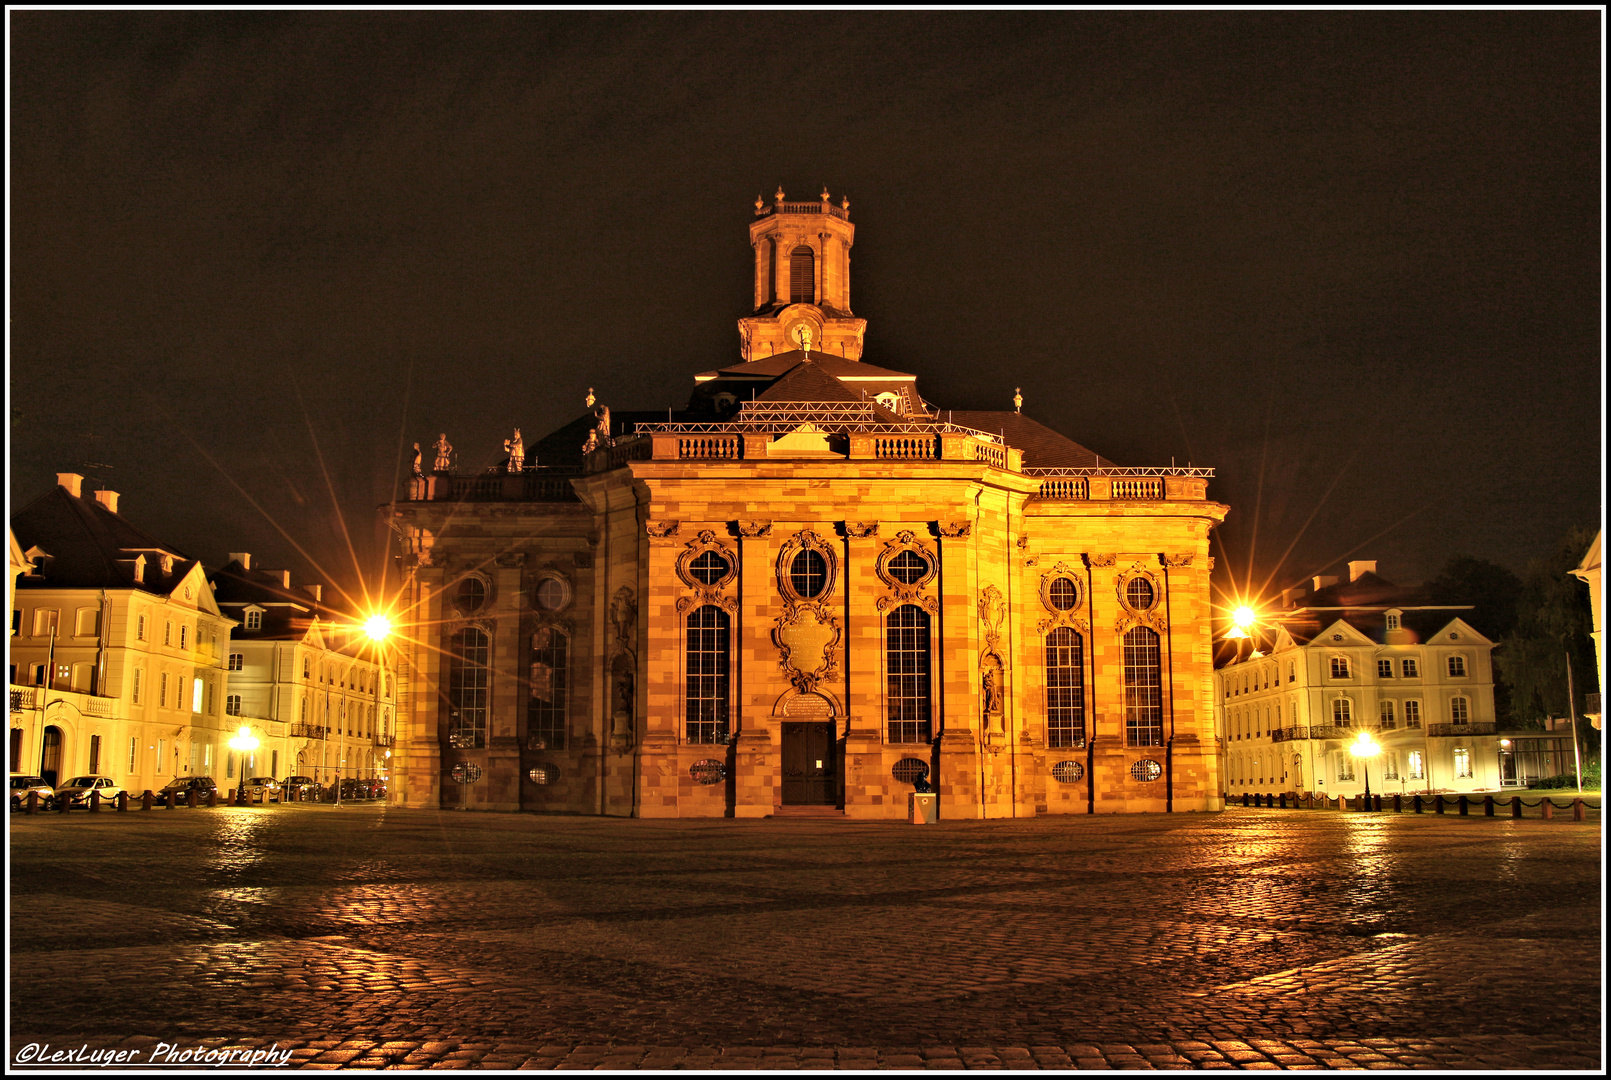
[[54, 775, 126, 808]]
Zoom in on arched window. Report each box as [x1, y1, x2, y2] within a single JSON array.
[[448, 627, 489, 748], [528, 626, 569, 749], [789, 245, 815, 305], [1332, 697, 1353, 726], [886, 605, 932, 743], [1045, 627, 1085, 748], [686, 607, 730, 744], [1123, 627, 1164, 746]]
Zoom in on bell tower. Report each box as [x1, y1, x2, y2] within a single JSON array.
[[737, 186, 868, 362]]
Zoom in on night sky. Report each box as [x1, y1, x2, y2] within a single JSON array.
[[9, 11, 1602, 613]]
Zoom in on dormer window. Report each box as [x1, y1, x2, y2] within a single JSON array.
[[244, 610, 263, 631], [1385, 612, 1401, 631]]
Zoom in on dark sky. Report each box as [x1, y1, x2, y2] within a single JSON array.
[[9, 10, 1603, 613]]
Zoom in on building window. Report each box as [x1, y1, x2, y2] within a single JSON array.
[[1330, 656, 1350, 679], [1378, 659, 1394, 678], [1402, 657, 1419, 678], [447, 627, 489, 749], [1288, 661, 1296, 683], [1408, 750, 1425, 780], [528, 626, 569, 750], [128, 737, 138, 773], [1447, 655, 1467, 677], [1386, 612, 1401, 631], [686, 606, 730, 744], [302, 657, 311, 679], [1453, 747, 1472, 779], [1337, 754, 1355, 781], [229, 653, 244, 671], [1382, 752, 1399, 780], [1379, 699, 1396, 730], [1123, 627, 1164, 747], [1404, 699, 1422, 728], [192, 678, 203, 713], [179, 625, 188, 650], [159, 672, 169, 708], [789, 549, 829, 600], [1332, 697, 1353, 726], [164, 620, 173, 645], [136, 614, 147, 641], [132, 667, 143, 704], [535, 576, 571, 612], [1047, 576, 1078, 611], [30, 608, 58, 638], [226, 694, 242, 717], [88, 733, 102, 774], [689, 551, 731, 586], [75, 607, 100, 637], [1125, 577, 1156, 611], [454, 577, 488, 614], [1450, 697, 1469, 725], [788, 245, 815, 305], [207, 681, 214, 713], [1045, 628, 1085, 748], [886, 604, 932, 744], [244, 610, 263, 631]]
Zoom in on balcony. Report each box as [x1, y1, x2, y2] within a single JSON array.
[[10, 683, 115, 717], [1427, 722, 1497, 738], [1270, 726, 1310, 743], [374, 734, 395, 748], [289, 723, 329, 740]]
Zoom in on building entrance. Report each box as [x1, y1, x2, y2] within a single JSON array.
[[781, 722, 836, 805], [40, 725, 62, 788]]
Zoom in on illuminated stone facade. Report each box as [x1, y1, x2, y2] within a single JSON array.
[[389, 194, 1229, 817]]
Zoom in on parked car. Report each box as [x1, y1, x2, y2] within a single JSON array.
[[339, 778, 385, 800], [154, 776, 218, 806], [243, 776, 281, 801], [280, 775, 321, 801], [55, 775, 127, 808], [10, 773, 55, 811]]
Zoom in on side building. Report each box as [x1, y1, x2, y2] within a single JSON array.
[[9, 474, 235, 791], [210, 555, 398, 790], [1216, 560, 1501, 799], [387, 190, 1229, 817]]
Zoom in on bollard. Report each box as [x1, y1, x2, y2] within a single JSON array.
[[208, 788, 218, 808], [58, 790, 70, 813], [1242, 793, 1249, 807], [1457, 796, 1469, 816], [167, 788, 176, 809], [1573, 798, 1584, 822], [90, 790, 100, 813], [26, 791, 37, 815], [1412, 794, 1422, 813], [1393, 793, 1402, 813], [116, 791, 128, 812], [1278, 793, 1286, 809], [1484, 795, 1494, 817], [1511, 796, 1522, 818], [1374, 794, 1382, 812], [141, 790, 152, 811], [1434, 795, 1445, 814], [187, 787, 198, 809], [1541, 799, 1553, 820]]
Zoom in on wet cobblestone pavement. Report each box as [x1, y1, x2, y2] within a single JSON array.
[[8, 806, 1602, 1070]]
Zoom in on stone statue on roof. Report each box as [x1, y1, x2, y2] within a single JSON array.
[[504, 428, 525, 472], [432, 433, 453, 473], [1014, 387, 1023, 414], [410, 443, 423, 476]]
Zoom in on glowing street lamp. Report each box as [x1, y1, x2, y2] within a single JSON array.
[[1224, 603, 1260, 641], [362, 613, 393, 643], [1349, 730, 1381, 808], [228, 725, 259, 806]]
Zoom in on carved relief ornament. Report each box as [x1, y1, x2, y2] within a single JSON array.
[[1114, 562, 1168, 635], [645, 521, 679, 539], [1161, 553, 1194, 568], [936, 521, 972, 538], [1035, 561, 1090, 636], [674, 530, 738, 615], [842, 521, 878, 538], [1085, 552, 1116, 568], [874, 530, 939, 615], [738, 521, 772, 538]]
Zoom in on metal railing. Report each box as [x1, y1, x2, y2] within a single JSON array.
[[1270, 726, 1310, 743], [289, 723, 329, 740], [1023, 466, 1216, 477], [1427, 722, 1498, 737]]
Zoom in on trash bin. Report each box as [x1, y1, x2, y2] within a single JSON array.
[[909, 791, 939, 824]]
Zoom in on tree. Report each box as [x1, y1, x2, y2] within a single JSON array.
[[1497, 528, 1599, 762], [1427, 555, 1523, 721]]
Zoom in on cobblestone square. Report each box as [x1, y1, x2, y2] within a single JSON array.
[[8, 806, 1602, 1070]]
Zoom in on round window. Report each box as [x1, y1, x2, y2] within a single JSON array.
[[1048, 577, 1079, 611], [535, 577, 570, 611], [528, 765, 557, 786], [790, 549, 829, 599], [690, 551, 730, 586], [1051, 760, 1085, 784], [1130, 758, 1163, 782], [889, 550, 929, 585], [455, 577, 487, 613], [689, 759, 726, 785], [1125, 577, 1155, 611], [891, 758, 929, 785]]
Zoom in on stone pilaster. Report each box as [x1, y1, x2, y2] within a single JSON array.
[[936, 521, 980, 820]]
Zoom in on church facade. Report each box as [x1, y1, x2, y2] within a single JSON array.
[[388, 190, 1229, 817]]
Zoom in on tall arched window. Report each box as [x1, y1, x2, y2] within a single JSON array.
[[1045, 627, 1085, 748], [528, 626, 569, 749], [886, 605, 932, 743], [448, 627, 489, 748], [1123, 627, 1164, 746], [686, 606, 730, 744], [789, 245, 815, 305]]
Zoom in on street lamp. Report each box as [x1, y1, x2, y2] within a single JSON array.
[[361, 611, 394, 802], [1349, 730, 1381, 809], [228, 725, 259, 806]]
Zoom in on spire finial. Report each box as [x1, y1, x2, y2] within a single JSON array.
[[585, 387, 596, 409], [754, 193, 765, 214], [1013, 387, 1023, 414]]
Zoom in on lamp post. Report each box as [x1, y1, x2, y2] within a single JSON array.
[[1349, 730, 1381, 810], [228, 725, 259, 806], [362, 613, 393, 802]]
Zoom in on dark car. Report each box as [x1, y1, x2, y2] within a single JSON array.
[[280, 775, 321, 801], [339, 778, 384, 800], [154, 776, 218, 806]]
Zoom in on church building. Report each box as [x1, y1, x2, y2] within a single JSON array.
[[388, 189, 1229, 817]]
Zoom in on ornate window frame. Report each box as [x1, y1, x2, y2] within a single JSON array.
[[771, 530, 843, 717], [674, 530, 739, 615], [776, 529, 838, 605], [1036, 560, 1089, 635], [532, 569, 573, 614], [450, 569, 494, 616], [1114, 561, 1166, 635], [874, 530, 939, 614]]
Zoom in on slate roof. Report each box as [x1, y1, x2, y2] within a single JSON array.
[[11, 485, 197, 595], [752, 361, 871, 405], [950, 411, 1115, 469], [697, 350, 917, 382]]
